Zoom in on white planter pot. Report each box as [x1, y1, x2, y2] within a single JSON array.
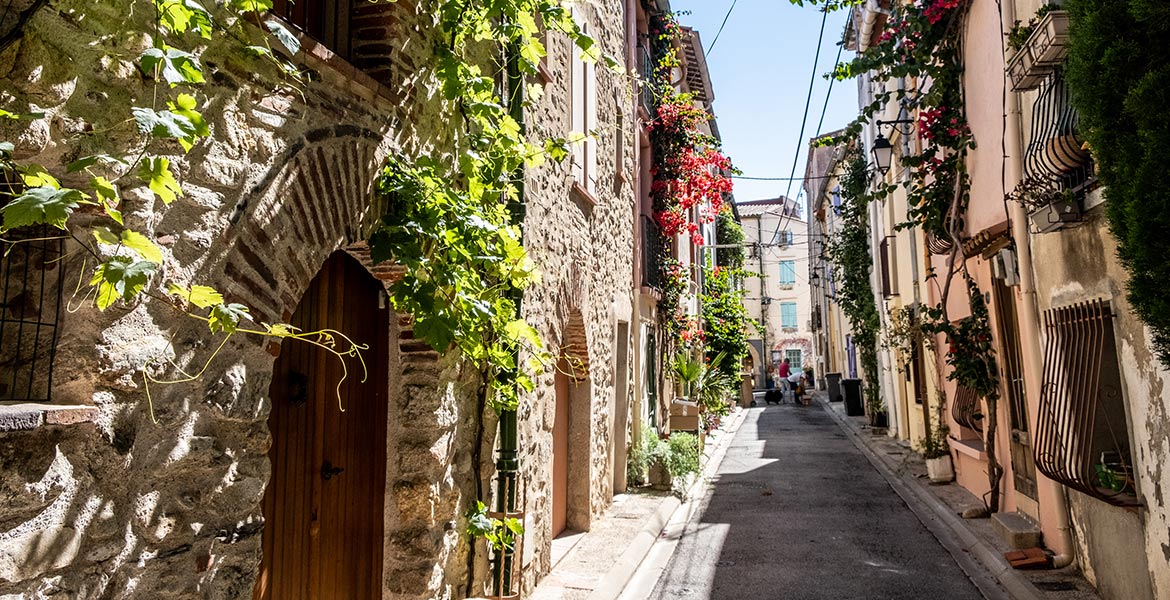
[[926, 455, 955, 483]]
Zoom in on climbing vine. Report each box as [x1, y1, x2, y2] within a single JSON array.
[[646, 11, 734, 351], [824, 147, 883, 416], [794, 0, 1008, 510], [0, 1, 368, 418]]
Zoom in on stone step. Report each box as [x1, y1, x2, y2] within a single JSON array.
[[992, 511, 1043, 550]]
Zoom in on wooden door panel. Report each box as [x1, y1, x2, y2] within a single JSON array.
[[257, 252, 388, 600]]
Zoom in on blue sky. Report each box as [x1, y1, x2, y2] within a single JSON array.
[[670, 1, 859, 212]]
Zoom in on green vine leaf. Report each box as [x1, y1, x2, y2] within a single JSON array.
[[167, 282, 224, 309], [231, 0, 273, 13], [0, 186, 86, 231], [264, 18, 300, 55], [155, 0, 213, 38], [19, 164, 60, 188], [90, 227, 162, 264], [90, 176, 123, 223], [91, 256, 157, 310], [137, 157, 183, 204], [132, 107, 198, 147], [139, 47, 205, 86], [67, 154, 126, 173], [208, 302, 252, 334], [120, 230, 164, 264]]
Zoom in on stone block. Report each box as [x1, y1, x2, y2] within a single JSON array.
[[992, 511, 1043, 550]]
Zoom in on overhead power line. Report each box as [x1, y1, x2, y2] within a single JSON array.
[[705, 0, 739, 57]]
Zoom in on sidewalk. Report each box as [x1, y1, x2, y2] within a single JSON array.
[[817, 391, 1102, 600], [529, 404, 749, 600]]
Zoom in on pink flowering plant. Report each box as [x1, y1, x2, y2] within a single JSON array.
[[646, 12, 736, 349]]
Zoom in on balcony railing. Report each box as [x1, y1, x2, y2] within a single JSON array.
[[642, 215, 666, 291], [637, 45, 656, 117]]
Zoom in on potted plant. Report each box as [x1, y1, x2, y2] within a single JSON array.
[[1005, 4, 1068, 92], [921, 416, 954, 483]]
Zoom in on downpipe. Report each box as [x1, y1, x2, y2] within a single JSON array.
[[999, 0, 1074, 569]]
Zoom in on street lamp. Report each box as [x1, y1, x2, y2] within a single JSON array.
[[871, 119, 916, 175], [871, 133, 894, 175]]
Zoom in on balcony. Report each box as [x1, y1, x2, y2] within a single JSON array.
[[637, 45, 657, 117], [641, 215, 666, 292], [1006, 10, 1070, 92]]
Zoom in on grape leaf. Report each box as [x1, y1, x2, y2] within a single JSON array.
[[137, 157, 183, 204], [265, 18, 300, 55], [90, 256, 156, 310], [139, 47, 205, 86], [1, 186, 85, 231], [167, 282, 224, 309], [120, 230, 163, 264], [208, 302, 252, 334], [132, 107, 198, 144]]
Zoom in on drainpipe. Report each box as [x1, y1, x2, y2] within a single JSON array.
[[493, 36, 526, 597], [625, 0, 643, 485], [999, 0, 1074, 569]]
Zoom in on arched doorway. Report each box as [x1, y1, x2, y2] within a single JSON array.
[[255, 251, 390, 600]]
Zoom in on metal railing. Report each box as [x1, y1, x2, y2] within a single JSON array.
[[1024, 71, 1094, 193], [641, 215, 665, 291], [1, 228, 64, 402], [271, 0, 354, 61], [637, 45, 656, 116], [1034, 299, 1139, 506], [952, 384, 984, 434]]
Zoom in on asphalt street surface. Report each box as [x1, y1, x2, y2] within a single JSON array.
[[649, 403, 985, 600]]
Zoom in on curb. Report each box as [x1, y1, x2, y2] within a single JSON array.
[[584, 406, 750, 600], [818, 398, 1046, 600]]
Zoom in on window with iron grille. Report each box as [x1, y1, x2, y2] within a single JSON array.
[[271, 0, 354, 61], [951, 383, 984, 437], [1034, 299, 1138, 507], [784, 349, 802, 370], [0, 225, 64, 401]]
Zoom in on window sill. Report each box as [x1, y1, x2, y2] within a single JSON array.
[[571, 181, 599, 208], [949, 436, 987, 461], [537, 61, 554, 85], [0, 402, 99, 433]]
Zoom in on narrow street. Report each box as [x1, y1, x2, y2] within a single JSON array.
[[649, 403, 984, 600]]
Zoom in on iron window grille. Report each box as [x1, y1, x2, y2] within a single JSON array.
[[0, 226, 65, 402], [1034, 299, 1140, 507], [641, 215, 666, 292], [271, 0, 354, 62], [1023, 71, 1095, 196], [952, 384, 984, 434]]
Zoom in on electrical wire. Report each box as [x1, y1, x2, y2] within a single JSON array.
[[705, 0, 738, 57], [772, 7, 830, 246]]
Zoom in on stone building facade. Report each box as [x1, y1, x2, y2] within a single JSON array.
[[0, 1, 641, 598], [737, 196, 813, 388]]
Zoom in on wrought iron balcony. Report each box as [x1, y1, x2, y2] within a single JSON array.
[[641, 214, 666, 291]]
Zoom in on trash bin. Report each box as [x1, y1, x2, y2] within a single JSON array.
[[826, 373, 843, 403], [842, 378, 865, 416]]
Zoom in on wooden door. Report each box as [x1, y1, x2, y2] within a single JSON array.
[[255, 251, 389, 600], [552, 362, 570, 536], [993, 278, 1038, 500]]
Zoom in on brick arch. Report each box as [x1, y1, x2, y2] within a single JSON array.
[[555, 261, 591, 381], [217, 126, 388, 325]]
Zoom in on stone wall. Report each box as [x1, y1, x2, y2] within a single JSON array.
[[0, 1, 494, 598], [1030, 203, 1169, 600], [516, 0, 636, 591]]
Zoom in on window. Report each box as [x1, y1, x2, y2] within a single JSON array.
[[570, 10, 597, 194], [879, 236, 898, 297], [1034, 299, 1138, 506], [780, 302, 797, 330], [778, 260, 796, 288], [779, 230, 794, 246], [785, 349, 803, 370], [271, 0, 354, 61]]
